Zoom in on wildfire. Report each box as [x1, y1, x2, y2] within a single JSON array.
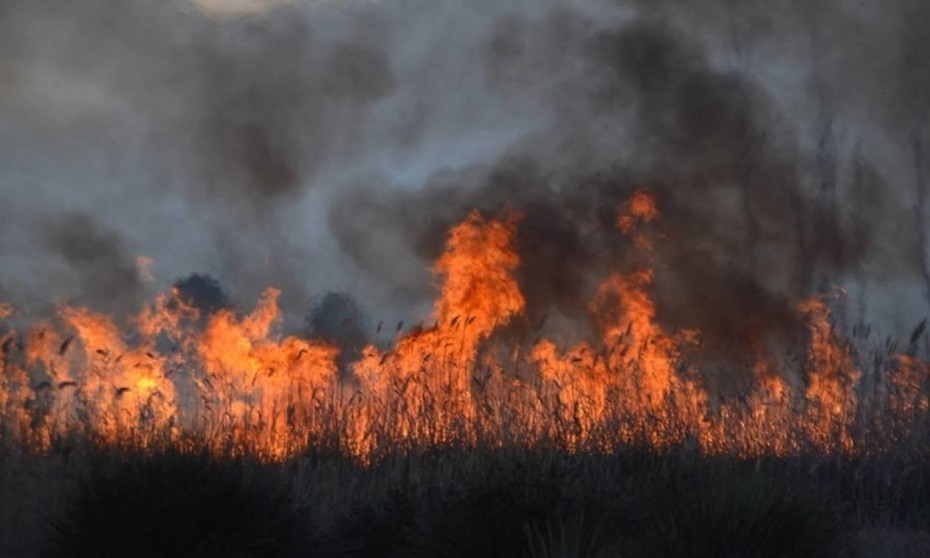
[[0, 191, 926, 461]]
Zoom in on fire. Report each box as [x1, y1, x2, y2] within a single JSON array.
[[529, 340, 609, 446], [797, 292, 859, 452], [892, 355, 930, 415], [617, 189, 659, 251], [431, 210, 525, 349], [56, 305, 176, 443], [0, 191, 928, 460], [352, 211, 525, 448], [196, 288, 339, 457], [617, 189, 659, 233], [592, 270, 678, 409]]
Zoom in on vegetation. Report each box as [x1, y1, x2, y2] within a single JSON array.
[[0, 436, 928, 557], [42, 449, 300, 558]]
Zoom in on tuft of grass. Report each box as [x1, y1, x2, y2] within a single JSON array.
[[42, 449, 302, 558], [404, 481, 569, 558], [523, 512, 626, 558], [312, 490, 419, 558]]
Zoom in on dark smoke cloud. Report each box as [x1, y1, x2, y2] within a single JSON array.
[[0, 0, 927, 350], [306, 291, 368, 374], [329, 4, 910, 358], [0, 0, 399, 321], [189, 19, 396, 206], [47, 214, 144, 314], [173, 273, 232, 316]]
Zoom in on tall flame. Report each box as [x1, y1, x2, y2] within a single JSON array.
[[351, 211, 524, 450]]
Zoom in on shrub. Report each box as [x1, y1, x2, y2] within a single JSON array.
[[43, 450, 301, 558], [625, 457, 850, 558], [312, 490, 418, 558], [397, 456, 627, 558]]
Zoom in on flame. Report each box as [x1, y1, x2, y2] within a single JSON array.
[[617, 189, 659, 233], [617, 189, 659, 251], [1, 191, 928, 460], [194, 287, 339, 457], [57, 305, 177, 442], [892, 355, 930, 415], [432, 210, 525, 349], [352, 211, 525, 448], [798, 292, 859, 452]]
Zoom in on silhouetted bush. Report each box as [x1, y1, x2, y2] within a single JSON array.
[[313, 490, 418, 558], [626, 459, 849, 557], [43, 450, 301, 558], [7, 442, 929, 557], [311, 449, 852, 558]]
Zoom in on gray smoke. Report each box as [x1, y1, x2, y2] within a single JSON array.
[[1, 0, 928, 351]]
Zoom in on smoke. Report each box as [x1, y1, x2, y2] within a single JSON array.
[[0, 0, 927, 349], [173, 273, 232, 316], [305, 291, 367, 373], [47, 214, 145, 314]]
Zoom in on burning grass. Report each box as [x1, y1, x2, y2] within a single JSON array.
[[1, 193, 929, 461]]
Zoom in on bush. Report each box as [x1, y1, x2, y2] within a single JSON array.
[[43, 450, 301, 558], [307, 448, 854, 558], [387, 454, 627, 558], [624, 457, 850, 558], [312, 490, 418, 558]]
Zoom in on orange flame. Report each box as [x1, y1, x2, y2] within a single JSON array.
[[618, 189, 659, 251], [798, 291, 859, 452], [352, 211, 524, 448]]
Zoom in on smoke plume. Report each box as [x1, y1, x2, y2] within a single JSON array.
[[1, 0, 928, 350]]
